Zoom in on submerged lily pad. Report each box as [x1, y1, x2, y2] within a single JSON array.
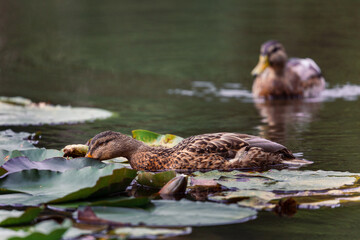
[[0, 96, 112, 126], [132, 129, 183, 148], [87, 199, 257, 227]]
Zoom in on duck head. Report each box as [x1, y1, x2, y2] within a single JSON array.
[[251, 40, 288, 76], [85, 131, 146, 160]]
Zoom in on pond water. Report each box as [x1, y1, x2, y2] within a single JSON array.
[[0, 0, 360, 239]]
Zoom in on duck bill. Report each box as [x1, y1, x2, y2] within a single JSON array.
[[85, 152, 93, 158], [251, 55, 269, 76]]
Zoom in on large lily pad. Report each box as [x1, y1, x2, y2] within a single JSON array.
[[132, 129, 183, 148], [0, 164, 137, 205], [193, 170, 358, 191], [87, 199, 257, 227], [49, 196, 151, 210], [0, 96, 112, 126]]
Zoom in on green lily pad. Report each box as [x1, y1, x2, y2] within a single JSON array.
[[0, 149, 63, 163], [0, 164, 137, 205], [195, 169, 360, 210], [0, 96, 112, 126], [49, 196, 151, 210], [0, 207, 42, 227], [0, 130, 36, 152], [87, 199, 257, 227], [0, 220, 70, 240], [0, 130, 39, 165], [194, 169, 359, 192], [137, 171, 177, 188], [112, 226, 192, 239], [132, 129, 183, 148], [1, 157, 106, 176]]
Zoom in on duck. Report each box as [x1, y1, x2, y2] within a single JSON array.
[[85, 131, 311, 172], [251, 40, 326, 99]]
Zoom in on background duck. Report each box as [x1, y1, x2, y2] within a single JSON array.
[[85, 131, 311, 172], [251, 40, 326, 99]]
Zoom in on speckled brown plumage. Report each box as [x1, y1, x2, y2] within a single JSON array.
[[252, 40, 326, 99], [86, 131, 309, 172]]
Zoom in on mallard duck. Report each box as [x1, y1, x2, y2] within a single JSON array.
[[85, 131, 311, 171], [251, 40, 326, 99]]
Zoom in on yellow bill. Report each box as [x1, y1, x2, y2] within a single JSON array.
[[251, 55, 269, 76]]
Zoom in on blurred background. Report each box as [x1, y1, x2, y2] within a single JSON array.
[[1, 1, 360, 238]]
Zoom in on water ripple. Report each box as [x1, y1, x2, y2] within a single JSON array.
[[168, 82, 360, 102]]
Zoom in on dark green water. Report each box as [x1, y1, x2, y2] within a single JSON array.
[[1, 0, 360, 239]]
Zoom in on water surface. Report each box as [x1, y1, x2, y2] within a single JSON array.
[[1, 0, 360, 239]]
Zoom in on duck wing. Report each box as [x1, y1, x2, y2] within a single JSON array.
[[287, 58, 326, 97], [178, 133, 292, 158], [245, 137, 287, 153], [175, 133, 249, 158], [287, 58, 322, 81]]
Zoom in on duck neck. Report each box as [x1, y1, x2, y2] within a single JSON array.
[[123, 138, 152, 161], [272, 64, 285, 75], [269, 51, 287, 75]]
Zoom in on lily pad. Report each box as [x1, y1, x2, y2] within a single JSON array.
[[0, 164, 137, 205], [0, 130, 36, 151], [132, 129, 183, 148], [0, 130, 39, 165], [0, 220, 70, 240], [194, 169, 359, 191], [112, 226, 192, 239], [49, 196, 151, 210], [0, 96, 112, 126], [195, 169, 360, 210], [1, 149, 63, 163], [0, 207, 42, 227], [87, 199, 257, 227], [136, 171, 177, 188], [1, 157, 106, 177]]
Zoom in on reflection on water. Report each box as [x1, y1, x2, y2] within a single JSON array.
[[168, 81, 360, 143], [254, 100, 322, 142]]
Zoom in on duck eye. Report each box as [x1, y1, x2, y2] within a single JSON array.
[[269, 46, 280, 54]]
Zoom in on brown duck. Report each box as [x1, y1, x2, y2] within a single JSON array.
[[85, 131, 311, 172], [251, 40, 326, 99]]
